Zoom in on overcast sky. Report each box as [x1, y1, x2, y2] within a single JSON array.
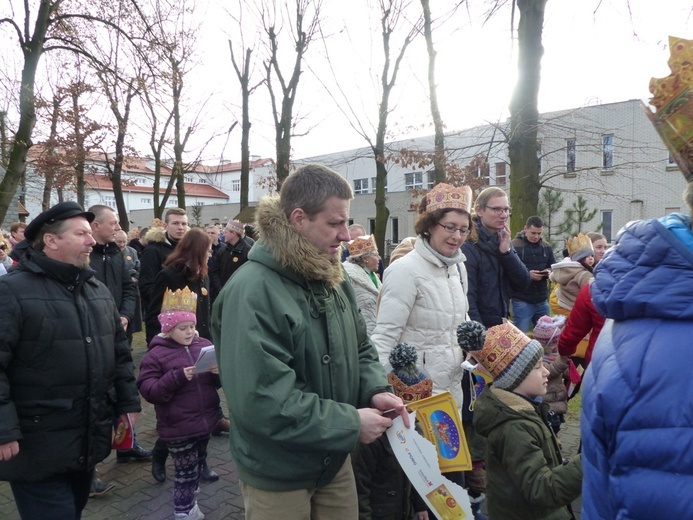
[[189, 1, 693, 164]]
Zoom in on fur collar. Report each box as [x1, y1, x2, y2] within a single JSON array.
[[490, 387, 536, 413], [256, 196, 345, 288], [143, 227, 169, 245]]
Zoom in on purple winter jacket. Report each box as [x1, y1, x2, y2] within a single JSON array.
[[137, 335, 220, 441]]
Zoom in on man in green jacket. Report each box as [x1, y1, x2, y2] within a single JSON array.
[[212, 164, 408, 519]]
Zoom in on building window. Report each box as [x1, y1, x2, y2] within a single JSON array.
[[199, 179, 208, 184], [602, 134, 614, 170], [668, 152, 678, 168], [136, 177, 148, 186], [104, 196, 116, 209], [368, 218, 376, 235], [354, 178, 369, 195], [491, 162, 507, 186], [665, 207, 680, 214], [185, 175, 194, 183], [566, 139, 576, 173], [391, 217, 399, 243], [140, 197, 151, 204], [601, 210, 612, 242], [370, 177, 387, 193], [232, 180, 240, 192], [404, 172, 423, 190]]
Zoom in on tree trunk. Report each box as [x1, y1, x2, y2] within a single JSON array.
[[0, 0, 52, 222], [508, 0, 547, 232], [421, 0, 446, 184]]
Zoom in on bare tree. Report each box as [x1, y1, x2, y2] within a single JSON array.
[[507, 0, 547, 230], [260, 0, 322, 188], [0, 0, 138, 222]]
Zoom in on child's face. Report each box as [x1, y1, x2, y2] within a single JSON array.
[[168, 322, 196, 346], [513, 359, 549, 399], [583, 255, 595, 267]]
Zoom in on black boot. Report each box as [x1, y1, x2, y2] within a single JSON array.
[[200, 461, 219, 482], [151, 438, 168, 483], [116, 443, 152, 463]]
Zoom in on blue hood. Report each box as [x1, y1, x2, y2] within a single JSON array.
[[591, 213, 693, 321]]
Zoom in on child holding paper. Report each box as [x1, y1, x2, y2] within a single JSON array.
[[458, 321, 582, 520], [138, 287, 221, 520]]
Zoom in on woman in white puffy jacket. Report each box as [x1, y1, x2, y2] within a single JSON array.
[[343, 235, 382, 335], [372, 183, 473, 411]]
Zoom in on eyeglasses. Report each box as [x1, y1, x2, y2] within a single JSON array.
[[437, 223, 471, 236], [484, 205, 512, 215]]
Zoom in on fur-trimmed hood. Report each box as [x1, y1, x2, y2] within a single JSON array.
[[143, 226, 169, 246], [255, 195, 344, 288]]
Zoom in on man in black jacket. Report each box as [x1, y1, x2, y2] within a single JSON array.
[[510, 216, 556, 332], [209, 220, 251, 302], [0, 201, 141, 520], [88, 206, 151, 471], [462, 187, 531, 328], [138, 208, 188, 312]]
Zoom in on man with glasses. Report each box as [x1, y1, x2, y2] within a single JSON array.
[[462, 187, 530, 328]]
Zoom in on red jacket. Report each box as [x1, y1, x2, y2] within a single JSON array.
[[557, 283, 605, 367]]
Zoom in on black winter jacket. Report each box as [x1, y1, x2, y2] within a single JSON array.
[[138, 229, 177, 312], [510, 231, 556, 304], [462, 218, 530, 327], [90, 241, 137, 328], [0, 250, 141, 481], [209, 239, 251, 302]]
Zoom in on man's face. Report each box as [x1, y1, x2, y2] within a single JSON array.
[[92, 209, 120, 244], [45, 217, 96, 268], [524, 225, 543, 244], [164, 214, 189, 239], [224, 228, 239, 245], [476, 194, 511, 232], [114, 231, 128, 250], [206, 227, 219, 242], [11, 226, 25, 242], [291, 197, 350, 262]]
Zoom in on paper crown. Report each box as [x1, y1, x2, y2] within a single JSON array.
[[159, 287, 197, 334], [566, 233, 594, 261], [425, 183, 473, 214], [347, 235, 378, 257], [161, 287, 197, 314], [226, 220, 244, 234], [647, 36, 693, 181], [387, 343, 433, 403], [457, 321, 543, 391]]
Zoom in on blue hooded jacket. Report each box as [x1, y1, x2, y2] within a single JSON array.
[[581, 214, 693, 519]]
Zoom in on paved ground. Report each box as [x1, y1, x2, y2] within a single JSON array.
[[0, 337, 583, 519]]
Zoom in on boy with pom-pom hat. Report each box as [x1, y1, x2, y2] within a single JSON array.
[[457, 321, 582, 520]]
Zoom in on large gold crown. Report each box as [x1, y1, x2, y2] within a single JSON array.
[[425, 183, 473, 214], [566, 233, 593, 259], [161, 287, 197, 314]]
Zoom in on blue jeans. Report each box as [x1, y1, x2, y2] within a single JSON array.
[[511, 299, 550, 332], [10, 469, 93, 520]]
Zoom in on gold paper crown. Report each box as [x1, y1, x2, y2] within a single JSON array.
[[566, 233, 593, 259], [425, 183, 473, 214], [161, 287, 197, 314], [476, 323, 530, 379], [347, 235, 378, 257]]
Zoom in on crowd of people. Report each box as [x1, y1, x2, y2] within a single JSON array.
[[1, 162, 692, 519]]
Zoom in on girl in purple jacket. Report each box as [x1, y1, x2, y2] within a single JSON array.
[[137, 287, 221, 520]]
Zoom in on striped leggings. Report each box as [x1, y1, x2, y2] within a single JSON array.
[[167, 436, 210, 515]]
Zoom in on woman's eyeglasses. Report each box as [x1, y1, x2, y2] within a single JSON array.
[[437, 223, 471, 236]]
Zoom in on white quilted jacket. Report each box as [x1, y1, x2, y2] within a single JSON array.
[[343, 261, 381, 335], [372, 239, 469, 409]]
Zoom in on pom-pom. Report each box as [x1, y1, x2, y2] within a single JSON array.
[[389, 343, 426, 386], [457, 321, 486, 353]]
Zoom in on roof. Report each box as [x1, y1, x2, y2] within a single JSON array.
[[84, 174, 228, 199]]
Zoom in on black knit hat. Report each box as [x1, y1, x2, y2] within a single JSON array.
[[24, 201, 95, 241]]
